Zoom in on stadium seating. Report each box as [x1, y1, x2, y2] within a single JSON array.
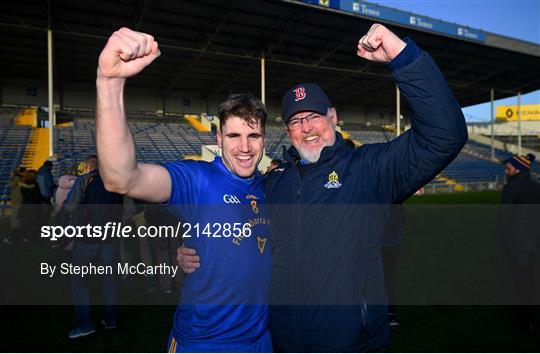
[[0, 108, 32, 202], [347, 130, 390, 144], [495, 135, 540, 154], [2, 111, 537, 202], [464, 140, 509, 161], [464, 140, 540, 175], [441, 153, 504, 182], [264, 127, 509, 183], [52, 119, 215, 179], [264, 126, 291, 160]]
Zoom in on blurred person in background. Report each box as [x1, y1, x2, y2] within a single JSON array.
[[265, 159, 282, 174], [55, 165, 79, 211], [35, 160, 55, 204], [18, 169, 42, 242], [3, 166, 26, 246], [64, 154, 124, 339], [497, 153, 540, 335]]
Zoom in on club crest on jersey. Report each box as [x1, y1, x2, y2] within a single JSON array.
[[324, 171, 342, 189], [257, 237, 267, 254], [293, 87, 306, 102]]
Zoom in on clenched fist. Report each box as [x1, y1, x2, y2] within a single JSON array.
[[177, 246, 200, 274], [357, 23, 406, 63], [97, 27, 161, 79]]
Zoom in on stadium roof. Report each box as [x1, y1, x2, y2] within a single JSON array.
[[1, 0, 539, 111]]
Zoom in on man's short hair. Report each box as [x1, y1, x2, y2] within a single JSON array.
[[84, 154, 98, 171], [218, 93, 267, 133]]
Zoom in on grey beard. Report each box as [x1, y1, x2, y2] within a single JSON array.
[[298, 147, 323, 163]]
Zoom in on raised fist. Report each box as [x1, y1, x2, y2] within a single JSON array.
[[97, 27, 161, 79], [357, 24, 406, 63]]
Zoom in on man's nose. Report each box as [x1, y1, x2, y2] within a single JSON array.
[[300, 118, 313, 133], [239, 137, 251, 152]]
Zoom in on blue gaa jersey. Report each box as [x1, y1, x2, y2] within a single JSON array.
[[164, 157, 271, 352]]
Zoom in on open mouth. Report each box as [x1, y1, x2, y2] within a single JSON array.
[[304, 135, 320, 144], [235, 155, 253, 167]]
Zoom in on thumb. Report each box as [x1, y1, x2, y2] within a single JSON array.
[[151, 41, 161, 57], [357, 46, 375, 61], [356, 45, 366, 58], [144, 41, 161, 65]]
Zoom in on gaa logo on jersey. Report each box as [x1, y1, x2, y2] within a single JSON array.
[[293, 87, 306, 102], [223, 194, 241, 204]]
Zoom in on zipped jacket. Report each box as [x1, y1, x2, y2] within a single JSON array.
[[264, 51, 468, 352]]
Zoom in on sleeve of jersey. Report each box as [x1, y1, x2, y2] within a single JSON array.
[[162, 161, 200, 205], [364, 50, 468, 203]]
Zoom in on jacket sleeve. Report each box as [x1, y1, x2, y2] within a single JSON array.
[[46, 171, 55, 190], [363, 51, 468, 203], [496, 184, 514, 241], [63, 174, 88, 215]]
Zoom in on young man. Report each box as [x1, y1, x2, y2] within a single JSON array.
[[180, 23, 468, 351], [96, 28, 272, 352]]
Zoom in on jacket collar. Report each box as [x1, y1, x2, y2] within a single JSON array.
[[283, 131, 345, 167], [507, 170, 530, 184]]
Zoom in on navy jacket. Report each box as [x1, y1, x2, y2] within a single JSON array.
[[36, 165, 55, 198], [264, 51, 468, 352], [497, 171, 540, 253], [63, 170, 123, 243]]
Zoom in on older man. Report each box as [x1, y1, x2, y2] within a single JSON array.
[[180, 23, 468, 351]]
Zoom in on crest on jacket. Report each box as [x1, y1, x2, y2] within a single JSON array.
[[324, 170, 342, 189]]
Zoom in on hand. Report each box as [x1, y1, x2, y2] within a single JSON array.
[[177, 246, 200, 274], [357, 23, 406, 63], [97, 27, 161, 79]]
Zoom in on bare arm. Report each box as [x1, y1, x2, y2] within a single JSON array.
[[96, 27, 171, 203]]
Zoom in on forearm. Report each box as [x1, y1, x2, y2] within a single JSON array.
[[96, 76, 139, 194]]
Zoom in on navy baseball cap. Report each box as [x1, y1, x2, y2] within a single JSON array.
[[281, 83, 332, 123]]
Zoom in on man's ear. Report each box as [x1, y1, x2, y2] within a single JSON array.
[[331, 107, 338, 126], [217, 130, 222, 149]]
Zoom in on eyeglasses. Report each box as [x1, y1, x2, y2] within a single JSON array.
[[286, 113, 326, 131]]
